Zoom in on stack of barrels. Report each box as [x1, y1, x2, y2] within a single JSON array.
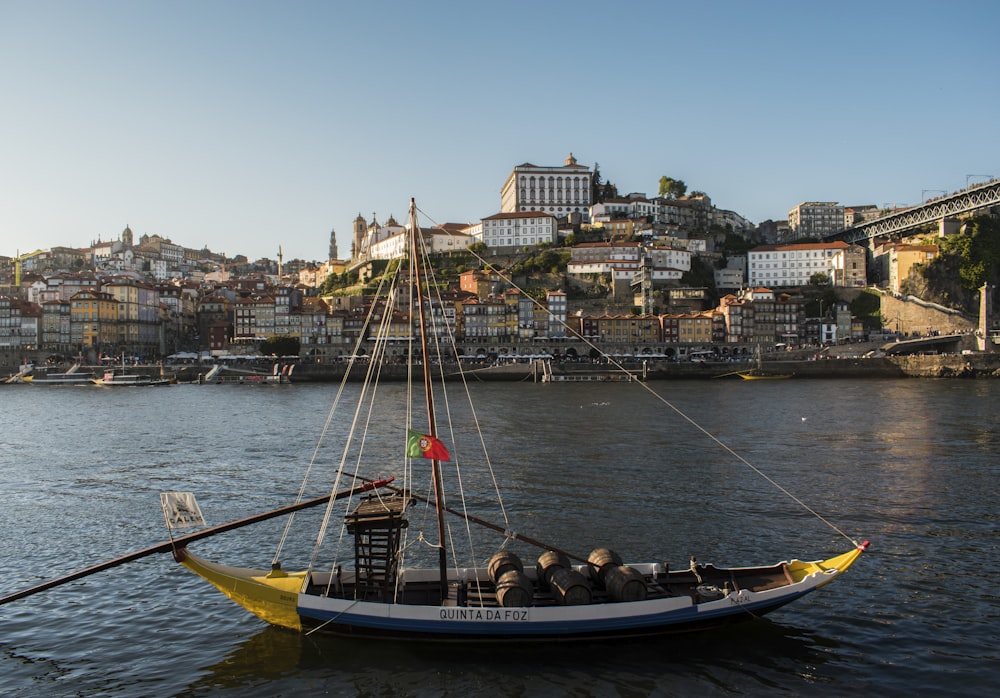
[[486, 547, 648, 607], [587, 548, 647, 602], [487, 551, 533, 608], [536, 550, 592, 605]]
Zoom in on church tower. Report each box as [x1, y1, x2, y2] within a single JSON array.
[[352, 213, 366, 260], [329, 228, 338, 262], [122, 225, 134, 247]]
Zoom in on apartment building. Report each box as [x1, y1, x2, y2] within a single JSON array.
[[475, 212, 558, 251], [788, 202, 845, 238], [748, 241, 865, 287]]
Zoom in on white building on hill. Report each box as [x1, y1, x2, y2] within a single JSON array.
[[474, 211, 558, 251], [748, 241, 867, 287]]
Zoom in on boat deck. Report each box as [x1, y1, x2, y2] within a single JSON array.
[[304, 561, 793, 609]]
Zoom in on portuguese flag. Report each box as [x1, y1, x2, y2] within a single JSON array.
[[406, 429, 451, 461]]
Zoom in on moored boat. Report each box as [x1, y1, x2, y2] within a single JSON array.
[[91, 370, 174, 387], [23, 366, 96, 385], [205, 363, 293, 384], [168, 198, 866, 642], [90, 353, 174, 386], [738, 371, 793, 380], [738, 345, 793, 379], [176, 544, 865, 639]]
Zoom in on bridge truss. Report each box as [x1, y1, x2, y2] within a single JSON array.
[[829, 179, 1000, 244]]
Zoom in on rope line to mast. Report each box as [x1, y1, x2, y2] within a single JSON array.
[[414, 204, 861, 549]]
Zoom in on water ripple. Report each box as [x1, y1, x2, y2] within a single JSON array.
[[1, 380, 998, 696]]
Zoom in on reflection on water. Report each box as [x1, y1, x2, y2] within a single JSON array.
[[1, 379, 999, 696], [180, 619, 839, 697]]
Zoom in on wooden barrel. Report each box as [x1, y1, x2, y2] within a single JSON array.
[[549, 568, 592, 605], [536, 550, 571, 589], [487, 551, 523, 584], [495, 570, 533, 608], [605, 565, 647, 602], [587, 548, 623, 586]]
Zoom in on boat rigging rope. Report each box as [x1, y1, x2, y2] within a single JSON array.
[[640, 382, 859, 547], [414, 204, 861, 550], [409, 231, 482, 573], [286, 271, 401, 572], [272, 270, 393, 566]]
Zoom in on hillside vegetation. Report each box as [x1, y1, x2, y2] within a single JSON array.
[[904, 215, 1000, 314]]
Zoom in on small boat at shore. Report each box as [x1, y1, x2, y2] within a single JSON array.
[[205, 363, 293, 385], [738, 371, 793, 380], [23, 364, 95, 385], [90, 354, 175, 386], [738, 346, 793, 380], [91, 370, 174, 387]]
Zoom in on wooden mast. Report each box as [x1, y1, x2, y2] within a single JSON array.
[[408, 198, 449, 599]]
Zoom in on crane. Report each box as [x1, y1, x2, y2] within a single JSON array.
[[11, 249, 43, 288]]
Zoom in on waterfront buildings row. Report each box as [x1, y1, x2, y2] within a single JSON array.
[[1, 238, 935, 362], [1, 260, 856, 362]]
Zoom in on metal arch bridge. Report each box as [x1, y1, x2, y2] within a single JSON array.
[[825, 178, 1000, 244]]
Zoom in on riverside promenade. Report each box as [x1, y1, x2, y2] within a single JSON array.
[[6, 339, 999, 384], [162, 353, 1000, 382]]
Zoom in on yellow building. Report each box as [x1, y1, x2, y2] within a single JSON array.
[[888, 243, 939, 294], [591, 219, 635, 239], [103, 278, 160, 354], [675, 311, 715, 343], [70, 290, 118, 350], [586, 314, 661, 344]]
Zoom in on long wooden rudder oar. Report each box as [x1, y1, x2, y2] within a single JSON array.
[[0, 478, 394, 606]]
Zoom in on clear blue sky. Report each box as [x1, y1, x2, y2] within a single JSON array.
[[2, 0, 997, 262]]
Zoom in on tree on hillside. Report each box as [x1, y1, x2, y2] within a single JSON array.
[[850, 289, 882, 327], [592, 163, 618, 202], [944, 216, 1000, 291], [658, 176, 687, 199]]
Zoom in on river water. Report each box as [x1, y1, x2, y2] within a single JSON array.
[[0, 378, 997, 696]]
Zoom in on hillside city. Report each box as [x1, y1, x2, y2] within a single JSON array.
[[1, 154, 995, 369]]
